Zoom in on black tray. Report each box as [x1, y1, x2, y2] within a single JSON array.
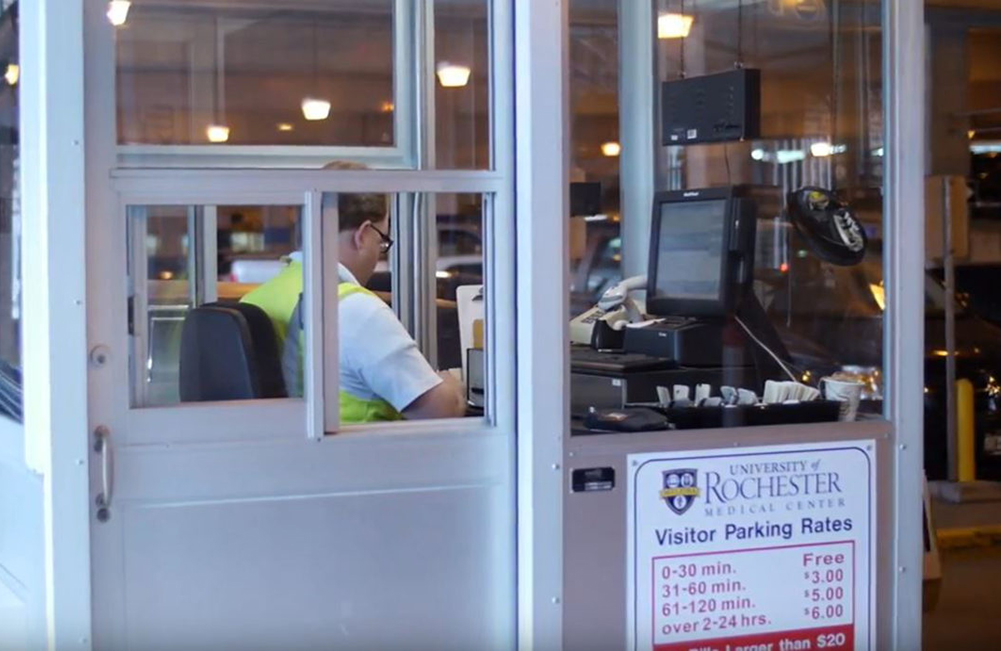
[[633, 400, 842, 430]]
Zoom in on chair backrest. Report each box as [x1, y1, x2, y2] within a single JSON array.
[[178, 302, 287, 402]]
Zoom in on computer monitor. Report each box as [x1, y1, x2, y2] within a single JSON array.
[[646, 187, 756, 318]]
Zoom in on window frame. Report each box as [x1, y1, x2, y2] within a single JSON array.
[[105, 0, 497, 370], [114, 0, 417, 169], [85, 0, 512, 445], [112, 168, 511, 445]]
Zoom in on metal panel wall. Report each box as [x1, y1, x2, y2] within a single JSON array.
[[20, 0, 93, 647], [564, 421, 894, 651], [0, 454, 45, 651], [883, 0, 927, 646]]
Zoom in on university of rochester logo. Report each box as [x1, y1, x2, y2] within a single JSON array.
[[660, 469, 700, 515]]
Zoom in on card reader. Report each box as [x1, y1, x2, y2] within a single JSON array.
[[662, 68, 761, 145]]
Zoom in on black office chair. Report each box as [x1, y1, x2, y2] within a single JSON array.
[[178, 302, 287, 402]]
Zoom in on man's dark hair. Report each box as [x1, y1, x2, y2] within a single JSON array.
[[321, 161, 388, 232]]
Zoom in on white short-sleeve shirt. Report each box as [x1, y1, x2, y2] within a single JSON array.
[[335, 263, 443, 411]]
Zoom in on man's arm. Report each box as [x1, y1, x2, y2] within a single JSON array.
[[402, 371, 466, 420], [344, 296, 467, 420]]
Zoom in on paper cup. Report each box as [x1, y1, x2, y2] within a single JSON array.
[[821, 377, 864, 422]]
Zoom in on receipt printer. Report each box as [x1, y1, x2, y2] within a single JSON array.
[[620, 318, 732, 368]]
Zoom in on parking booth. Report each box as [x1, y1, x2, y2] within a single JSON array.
[[0, 0, 923, 650]]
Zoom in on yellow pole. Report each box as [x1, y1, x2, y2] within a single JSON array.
[[957, 379, 976, 482]]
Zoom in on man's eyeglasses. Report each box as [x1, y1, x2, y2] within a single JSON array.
[[368, 223, 394, 253]]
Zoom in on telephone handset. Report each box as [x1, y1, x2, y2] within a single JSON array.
[[787, 187, 867, 266], [570, 275, 648, 347]]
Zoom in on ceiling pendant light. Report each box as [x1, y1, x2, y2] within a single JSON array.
[[810, 142, 847, 158], [4, 63, 18, 87], [206, 125, 230, 143], [302, 22, 330, 121], [658, 13, 694, 39], [206, 18, 231, 144], [601, 141, 622, 157], [107, 0, 132, 27], [301, 98, 331, 121], [436, 62, 471, 88], [810, 142, 834, 158]]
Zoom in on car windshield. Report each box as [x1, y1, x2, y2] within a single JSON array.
[[587, 236, 622, 293], [756, 257, 883, 321], [756, 241, 965, 316]]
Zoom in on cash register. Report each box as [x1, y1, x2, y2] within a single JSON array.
[[569, 186, 838, 428]]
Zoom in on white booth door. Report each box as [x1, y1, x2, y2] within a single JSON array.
[[84, 2, 517, 648]]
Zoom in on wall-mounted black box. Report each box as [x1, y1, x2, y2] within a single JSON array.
[[661, 68, 761, 145], [570, 182, 602, 217]]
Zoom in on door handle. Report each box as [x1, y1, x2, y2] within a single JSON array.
[[93, 426, 114, 511]]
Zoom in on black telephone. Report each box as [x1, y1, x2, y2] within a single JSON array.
[[787, 187, 867, 266]]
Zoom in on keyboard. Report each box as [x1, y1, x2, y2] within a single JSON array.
[[570, 346, 676, 373]]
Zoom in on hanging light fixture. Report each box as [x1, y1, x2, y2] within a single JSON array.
[[810, 142, 834, 157], [601, 141, 622, 157], [107, 0, 132, 27], [206, 18, 231, 143], [302, 98, 331, 121], [436, 62, 471, 88], [810, 142, 847, 158], [205, 125, 230, 143], [658, 13, 694, 39], [3, 63, 18, 87], [302, 22, 331, 121]]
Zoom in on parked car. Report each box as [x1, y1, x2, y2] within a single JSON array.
[[768, 253, 1001, 481], [570, 224, 623, 316], [970, 153, 1001, 220], [929, 263, 1001, 328]]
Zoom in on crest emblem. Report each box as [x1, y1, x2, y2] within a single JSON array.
[[660, 469, 700, 515]]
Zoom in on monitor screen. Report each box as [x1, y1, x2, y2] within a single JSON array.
[[653, 199, 728, 301]]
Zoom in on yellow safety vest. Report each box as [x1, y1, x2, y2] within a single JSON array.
[[240, 260, 404, 423]]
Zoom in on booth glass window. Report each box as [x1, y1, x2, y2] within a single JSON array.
[[110, 0, 508, 433], [115, 1, 395, 148], [112, 0, 496, 171], [569, 0, 621, 315], [0, 0, 18, 422], [923, 9, 1001, 481], [434, 0, 490, 170], [655, 1, 884, 422], [127, 192, 489, 424], [325, 191, 488, 428], [127, 204, 303, 408], [569, 1, 885, 431]]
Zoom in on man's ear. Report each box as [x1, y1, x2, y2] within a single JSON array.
[[352, 220, 372, 249]]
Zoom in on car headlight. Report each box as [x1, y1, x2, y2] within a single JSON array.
[[985, 374, 1001, 400]]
